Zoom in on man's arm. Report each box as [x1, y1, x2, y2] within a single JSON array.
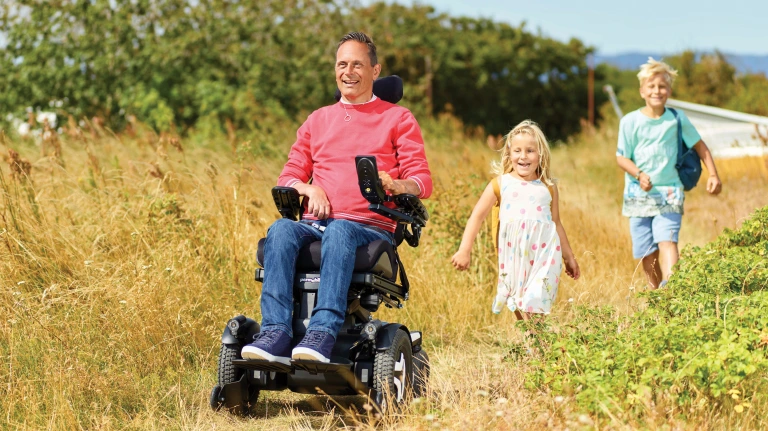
[[278, 114, 333, 219], [378, 172, 420, 195], [390, 110, 433, 198]]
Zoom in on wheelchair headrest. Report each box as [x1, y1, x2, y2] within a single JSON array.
[[334, 75, 403, 104]]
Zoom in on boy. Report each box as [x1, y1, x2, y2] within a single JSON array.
[[616, 58, 722, 289]]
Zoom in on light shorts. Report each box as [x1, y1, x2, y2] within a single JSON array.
[[629, 213, 682, 259]]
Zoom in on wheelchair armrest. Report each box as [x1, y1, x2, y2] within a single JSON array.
[[271, 186, 301, 221]]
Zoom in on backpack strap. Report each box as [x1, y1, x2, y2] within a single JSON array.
[[667, 107, 686, 169], [492, 176, 501, 205]]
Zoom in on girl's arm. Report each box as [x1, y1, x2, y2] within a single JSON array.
[[451, 182, 498, 271], [551, 185, 580, 280], [691, 140, 722, 195]]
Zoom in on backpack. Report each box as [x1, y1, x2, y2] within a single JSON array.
[[490, 176, 554, 253], [668, 107, 702, 191]]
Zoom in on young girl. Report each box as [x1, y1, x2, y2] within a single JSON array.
[[451, 120, 580, 319]]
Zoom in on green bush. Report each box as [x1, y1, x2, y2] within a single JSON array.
[[518, 206, 768, 417]]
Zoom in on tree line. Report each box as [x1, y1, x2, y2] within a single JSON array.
[[604, 50, 768, 117], [1, 0, 609, 143]]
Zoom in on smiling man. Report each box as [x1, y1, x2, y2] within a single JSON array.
[[242, 32, 432, 364]]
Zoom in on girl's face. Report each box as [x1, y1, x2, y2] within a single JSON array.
[[508, 134, 540, 180]]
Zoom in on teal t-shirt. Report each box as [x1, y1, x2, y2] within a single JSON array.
[[616, 108, 701, 217]]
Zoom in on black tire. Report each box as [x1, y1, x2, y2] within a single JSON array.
[[210, 385, 223, 411], [217, 343, 259, 415], [412, 348, 430, 399], [373, 329, 413, 413]]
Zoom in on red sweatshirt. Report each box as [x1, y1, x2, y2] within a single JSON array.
[[278, 97, 433, 232]]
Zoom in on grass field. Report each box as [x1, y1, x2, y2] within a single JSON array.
[[1, 115, 767, 430]]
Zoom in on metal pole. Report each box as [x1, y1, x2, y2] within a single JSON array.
[[603, 84, 624, 118], [588, 53, 595, 126]]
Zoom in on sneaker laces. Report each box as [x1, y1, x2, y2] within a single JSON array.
[[302, 331, 328, 347], [256, 330, 283, 344]]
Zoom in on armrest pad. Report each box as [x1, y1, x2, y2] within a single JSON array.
[[272, 186, 301, 220]]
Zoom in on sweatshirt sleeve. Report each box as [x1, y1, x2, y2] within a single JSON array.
[[277, 116, 313, 187], [394, 110, 433, 199]]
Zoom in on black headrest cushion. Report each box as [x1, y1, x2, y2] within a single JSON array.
[[335, 75, 403, 104]]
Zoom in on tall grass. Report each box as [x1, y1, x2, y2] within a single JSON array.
[[1, 116, 767, 430]]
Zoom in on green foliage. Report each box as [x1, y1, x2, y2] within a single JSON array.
[[1, 0, 601, 140], [727, 74, 768, 117], [517, 206, 768, 417], [667, 51, 737, 108]]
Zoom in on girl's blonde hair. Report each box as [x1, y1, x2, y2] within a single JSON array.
[[637, 57, 678, 87], [493, 119, 554, 185]]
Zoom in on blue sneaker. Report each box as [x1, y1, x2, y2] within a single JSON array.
[[291, 330, 335, 363], [241, 329, 292, 365]]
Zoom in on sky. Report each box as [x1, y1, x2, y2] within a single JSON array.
[[363, 0, 768, 55]]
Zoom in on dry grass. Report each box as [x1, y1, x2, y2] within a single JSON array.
[[1, 117, 767, 430]]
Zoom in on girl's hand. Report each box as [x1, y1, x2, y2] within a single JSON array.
[[451, 250, 471, 271], [564, 256, 580, 280]]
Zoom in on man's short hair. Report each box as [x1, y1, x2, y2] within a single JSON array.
[[337, 32, 378, 66], [637, 57, 678, 88]]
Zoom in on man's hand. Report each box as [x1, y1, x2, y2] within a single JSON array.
[[639, 172, 653, 191], [295, 183, 330, 219], [707, 175, 722, 195], [378, 171, 403, 195], [378, 171, 420, 195]]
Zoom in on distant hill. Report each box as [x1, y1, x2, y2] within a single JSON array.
[[596, 52, 768, 76]]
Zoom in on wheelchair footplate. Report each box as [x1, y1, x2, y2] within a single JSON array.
[[232, 358, 354, 375], [291, 358, 353, 375], [232, 359, 293, 374]]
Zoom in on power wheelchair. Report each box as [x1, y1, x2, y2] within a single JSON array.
[[210, 76, 431, 416]]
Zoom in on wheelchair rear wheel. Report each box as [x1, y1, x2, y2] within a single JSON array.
[[373, 329, 413, 413]]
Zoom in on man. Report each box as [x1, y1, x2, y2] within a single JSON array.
[[242, 32, 432, 364]]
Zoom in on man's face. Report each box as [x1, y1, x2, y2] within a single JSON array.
[[335, 41, 381, 103], [639, 74, 671, 110]]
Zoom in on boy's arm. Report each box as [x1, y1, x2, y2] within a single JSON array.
[[616, 155, 653, 191], [551, 185, 580, 280], [451, 182, 498, 270], [692, 140, 722, 195], [616, 116, 652, 191]]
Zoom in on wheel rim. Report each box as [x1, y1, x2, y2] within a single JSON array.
[[393, 352, 407, 402]]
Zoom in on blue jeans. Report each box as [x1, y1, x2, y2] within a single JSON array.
[[259, 218, 394, 339]]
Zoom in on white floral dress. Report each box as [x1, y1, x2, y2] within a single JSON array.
[[494, 174, 562, 314]]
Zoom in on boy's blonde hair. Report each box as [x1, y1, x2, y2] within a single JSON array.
[[493, 119, 554, 185], [637, 57, 678, 87]]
